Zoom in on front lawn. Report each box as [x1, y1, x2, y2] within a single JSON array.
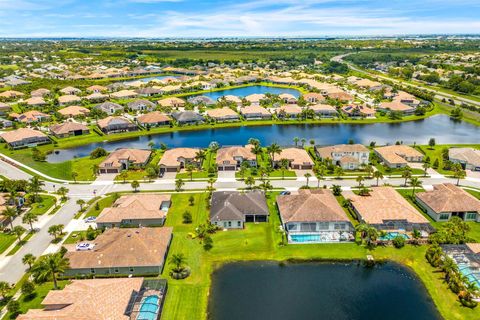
[[0, 232, 17, 254], [84, 195, 116, 218], [28, 195, 57, 215]]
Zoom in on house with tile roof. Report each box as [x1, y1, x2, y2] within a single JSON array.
[[63, 227, 173, 276], [210, 191, 269, 229], [374, 145, 424, 168], [96, 194, 171, 228], [97, 116, 137, 134], [98, 148, 151, 174], [274, 148, 314, 170], [49, 122, 90, 138], [344, 187, 432, 231], [277, 189, 354, 243], [315, 144, 369, 170], [216, 145, 256, 171], [137, 111, 172, 127], [415, 183, 480, 222], [449, 147, 480, 171], [158, 148, 200, 173], [0, 128, 50, 148]]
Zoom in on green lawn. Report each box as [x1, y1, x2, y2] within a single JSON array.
[[175, 149, 217, 180], [6, 232, 34, 256], [63, 230, 88, 244], [0, 232, 17, 254], [84, 195, 116, 218], [414, 144, 480, 175], [159, 192, 479, 320], [2, 281, 69, 320], [28, 195, 57, 215]]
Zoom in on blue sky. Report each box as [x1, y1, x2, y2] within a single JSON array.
[[0, 0, 479, 37]]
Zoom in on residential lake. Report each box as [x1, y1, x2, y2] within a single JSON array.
[[208, 261, 442, 320], [47, 114, 480, 162], [190, 85, 301, 100]]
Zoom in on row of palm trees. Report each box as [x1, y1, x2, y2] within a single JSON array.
[[426, 244, 478, 308]]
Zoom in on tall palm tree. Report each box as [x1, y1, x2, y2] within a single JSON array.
[[71, 172, 78, 183], [175, 179, 185, 192], [195, 150, 206, 166], [315, 165, 326, 188], [22, 253, 36, 270], [31, 253, 70, 290], [452, 163, 466, 186], [409, 177, 422, 196], [364, 165, 374, 178], [304, 173, 312, 187], [22, 211, 38, 232], [76, 199, 86, 211], [186, 164, 195, 181], [250, 144, 262, 156], [169, 253, 186, 272], [422, 162, 430, 177], [12, 225, 25, 243], [372, 171, 384, 186], [28, 176, 44, 202], [266, 143, 281, 163], [401, 167, 412, 186], [300, 138, 306, 147], [356, 175, 364, 187], [2, 206, 17, 229], [293, 137, 299, 146], [279, 158, 289, 180]]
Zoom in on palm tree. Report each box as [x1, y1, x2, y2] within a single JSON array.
[[315, 165, 326, 188], [409, 177, 422, 196], [208, 178, 215, 189], [31, 253, 70, 290], [259, 180, 273, 193], [185, 164, 195, 181], [22, 211, 38, 232], [293, 137, 299, 146], [195, 150, 206, 166], [245, 176, 255, 189], [266, 143, 281, 163], [12, 225, 25, 243], [309, 139, 315, 147], [0, 281, 11, 301], [279, 158, 289, 180], [334, 166, 344, 179], [452, 163, 466, 186], [441, 256, 459, 283], [57, 187, 69, 201], [118, 170, 129, 183], [131, 180, 140, 192], [422, 162, 430, 177], [2, 206, 17, 229], [304, 173, 312, 187], [372, 171, 384, 186], [250, 144, 262, 156], [76, 199, 86, 211], [148, 141, 155, 150], [169, 253, 186, 272], [22, 253, 36, 270], [364, 165, 374, 178], [71, 172, 78, 183], [356, 175, 364, 187], [247, 138, 260, 147], [28, 176, 44, 202], [300, 138, 306, 147], [175, 179, 185, 192], [401, 167, 412, 186]]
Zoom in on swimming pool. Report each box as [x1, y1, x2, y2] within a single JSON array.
[[289, 232, 351, 243], [458, 265, 480, 287], [290, 234, 323, 243], [379, 232, 409, 241], [137, 295, 160, 320]]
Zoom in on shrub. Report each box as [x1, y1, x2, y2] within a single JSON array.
[[21, 280, 35, 297], [182, 211, 192, 224], [392, 235, 405, 248], [7, 300, 20, 315], [203, 235, 213, 251], [90, 147, 107, 159]]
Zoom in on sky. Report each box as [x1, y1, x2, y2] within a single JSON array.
[[0, 0, 479, 38]]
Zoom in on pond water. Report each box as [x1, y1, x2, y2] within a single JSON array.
[[191, 85, 301, 100], [208, 261, 442, 320], [47, 114, 479, 162]]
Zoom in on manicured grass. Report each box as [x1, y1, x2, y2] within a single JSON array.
[[63, 230, 88, 244], [0, 232, 17, 254], [6, 231, 34, 256], [28, 195, 57, 215], [159, 192, 479, 320], [84, 195, 116, 218], [175, 149, 217, 180], [374, 163, 424, 176], [414, 144, 480, 175], [2, 281, 69, 320]]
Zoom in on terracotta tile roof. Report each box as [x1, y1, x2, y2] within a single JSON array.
[[278, 104, 302, 115], [206, 107, 239, 119], [449, 148, 480, 167], [60, 86, 81, 94], [58, 105, 90, 117], [12, 110, 50, 123], [277, 148, 313, 166], [466, 243, 480, 254], [157, 97, 185, 107], [379, 101, 415, 112], [30, 88, 50, 97], [17, 278, 144, 320], [277, 189, 349, 223], [86, 85, 107, 92], [345, 187, 429, 225], [96, 194, 171, 224], [159, 148, 199, 167], [58, 95, 81, 104], [303, 92, 325, 101], [374, 145, 423, 165], [65, 227, 172, 269], [99, 148, 151, 169], [309, 104, 337, 112], [110, 89, 138, 99], [0, 128, 47, 143], [97, 116, 132, 129], [416, 184, 480, 214], [316, 144, 368, 159], [216, 145, 255, 165], [245, 93, 266, 103], [0, 90, 24, 98], [25, 96, 47, 106], [240, 105, 270, 116], [49, 122, 89, 135], [222, 95, 242, 103], [137, 111, 171, 124]]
